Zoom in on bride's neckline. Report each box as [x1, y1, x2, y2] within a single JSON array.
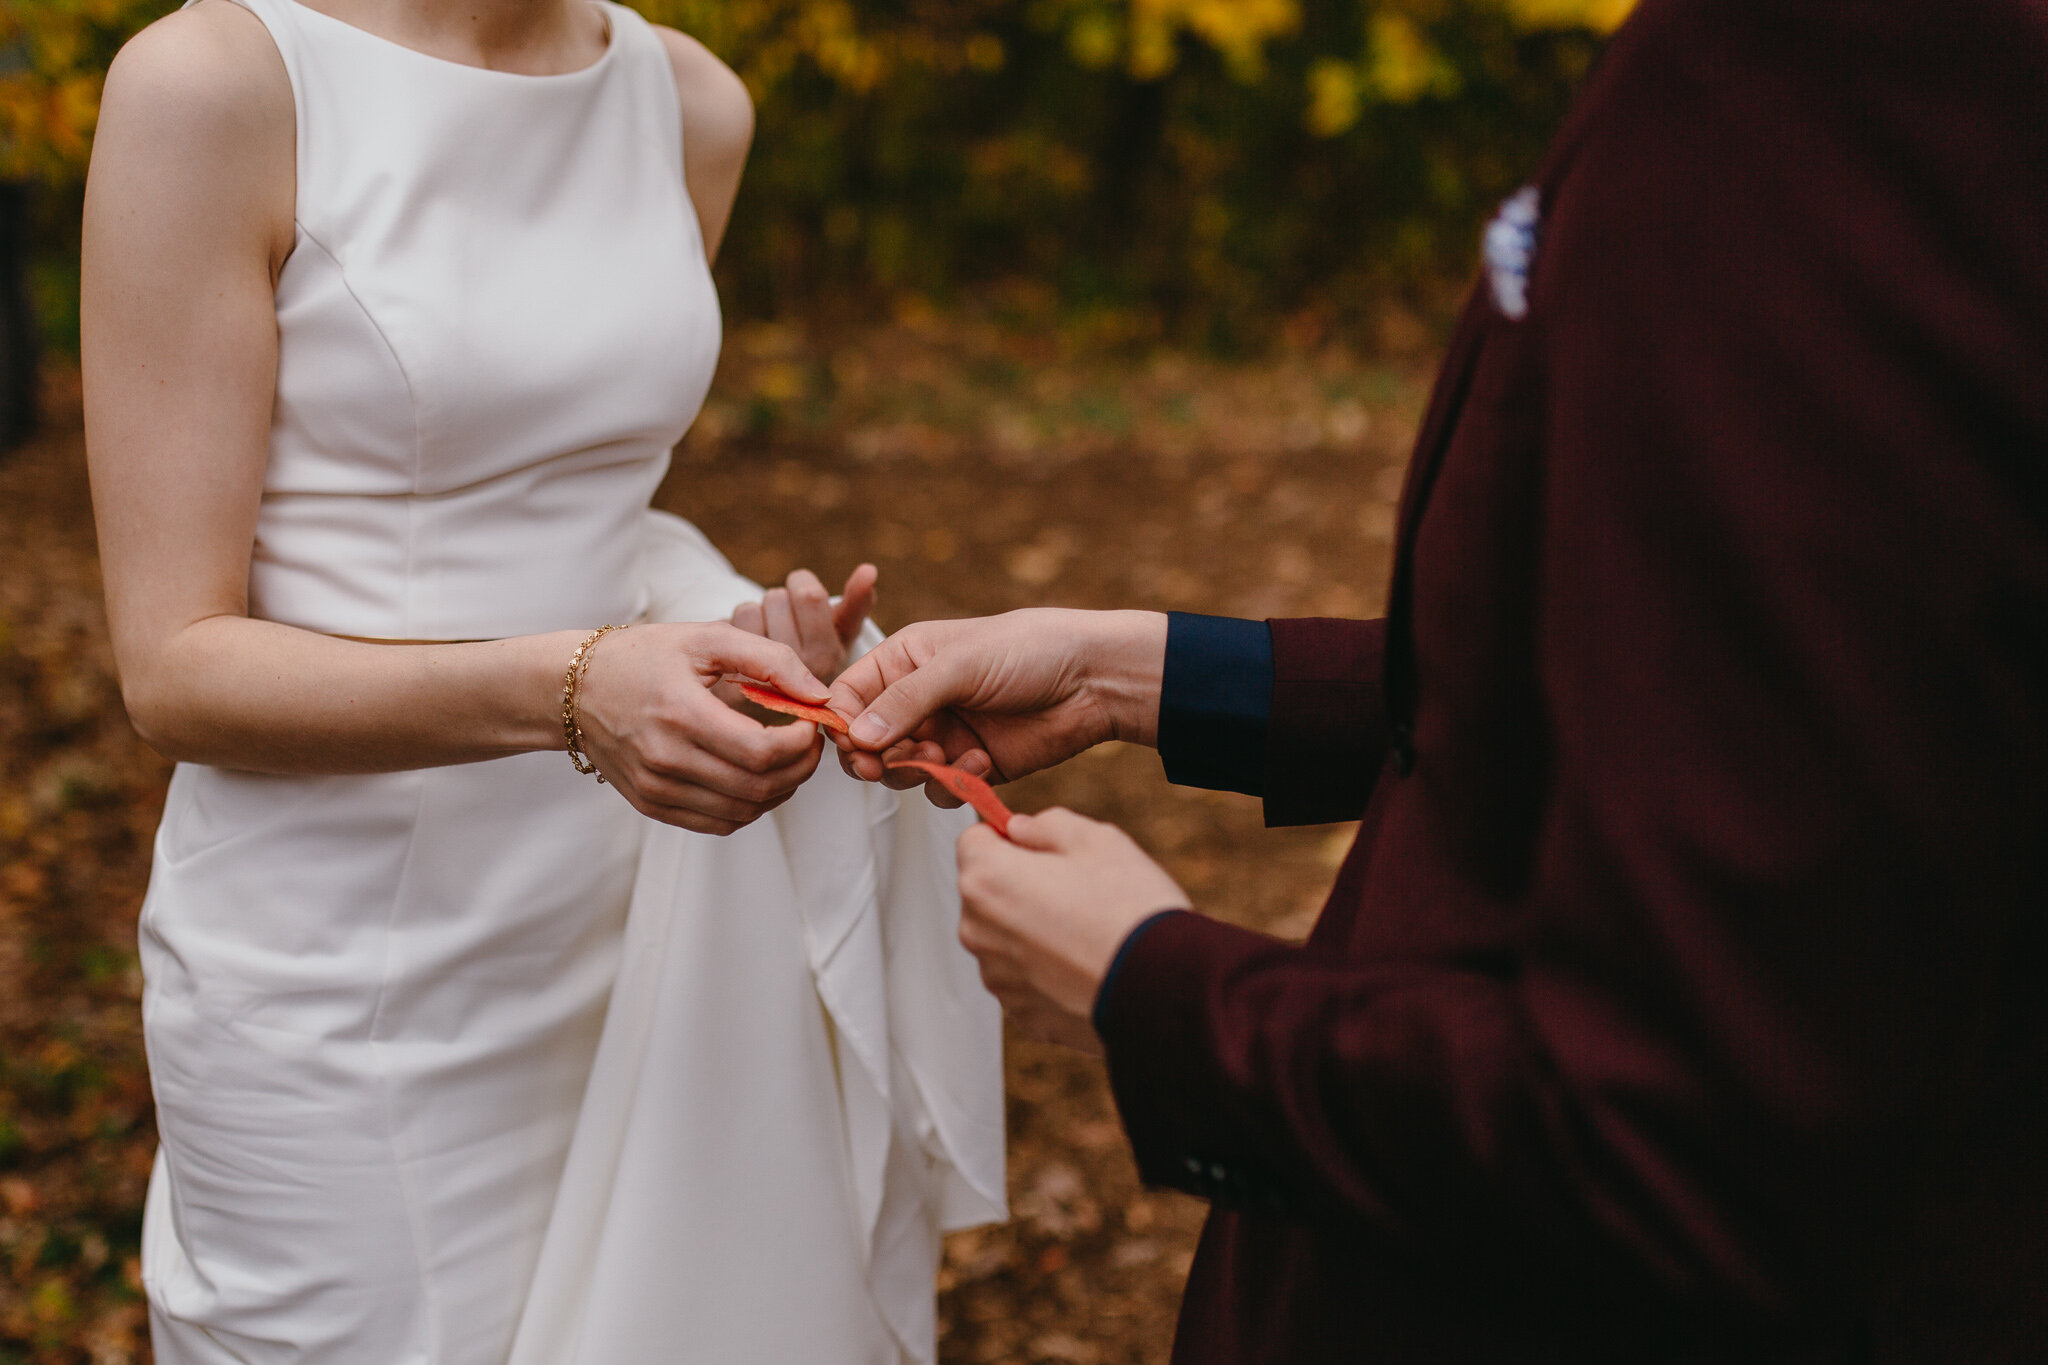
[[281, 0, 618, 81]]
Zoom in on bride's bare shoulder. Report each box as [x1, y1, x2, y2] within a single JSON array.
[[647, 24, 753, 169], [99, 0, 293, 156], [91, 0, 294, 256]]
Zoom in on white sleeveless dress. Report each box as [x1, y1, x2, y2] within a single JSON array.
[[136, 4, 1004, 1362]]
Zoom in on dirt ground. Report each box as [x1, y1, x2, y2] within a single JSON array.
[[0, 314, 1433, 1364]]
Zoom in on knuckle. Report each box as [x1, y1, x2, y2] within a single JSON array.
[[641, 742, 690, 781], [655, 681, 702, 719], [958, 864, 993, 905], [760, 731, 808, 772], [730, 731, 773, 771]]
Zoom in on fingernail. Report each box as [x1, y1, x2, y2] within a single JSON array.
[[851, 715, 889, 746]]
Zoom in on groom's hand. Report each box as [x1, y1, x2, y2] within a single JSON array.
[[955, 808, 1188, 1055], [828, 609, 1167, 801]]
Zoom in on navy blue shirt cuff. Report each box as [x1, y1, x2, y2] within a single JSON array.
[[1156, 613, 1274, 797]]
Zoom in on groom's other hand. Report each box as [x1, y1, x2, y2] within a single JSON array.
[[955, 808, 1187, 1055], [829, 609, 1166, 802]]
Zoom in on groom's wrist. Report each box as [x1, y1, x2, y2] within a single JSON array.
[[1083, 610, 1168, 748]]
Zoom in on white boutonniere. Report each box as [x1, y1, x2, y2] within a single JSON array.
[[1483, 186, 1541, 321]]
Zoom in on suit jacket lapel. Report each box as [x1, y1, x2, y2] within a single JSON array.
[[1383, 287, 1494, 744]]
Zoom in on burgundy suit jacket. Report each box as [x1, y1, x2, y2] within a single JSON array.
[[1095, 0, 2048, 1360]]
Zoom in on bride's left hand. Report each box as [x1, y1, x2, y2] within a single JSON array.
[[730, 564, 878, 684]]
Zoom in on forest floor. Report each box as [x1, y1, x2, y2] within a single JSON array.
[[0, 309, 1435, 1365]]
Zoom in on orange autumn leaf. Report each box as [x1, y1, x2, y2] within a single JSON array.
[[885, 759, 1014, 837], [737, 681, 849, 733]]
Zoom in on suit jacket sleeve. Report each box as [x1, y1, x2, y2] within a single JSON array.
[[1100, 0, 2048, 1314], [1154, 611, 1391, 826], [1260, 616, 1390, 826]]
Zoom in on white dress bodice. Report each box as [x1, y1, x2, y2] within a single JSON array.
[[255, 0, 718, 638]]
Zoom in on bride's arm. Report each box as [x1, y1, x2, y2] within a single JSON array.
[[653, 25, 753, 263], [80, 6, 827, 833]]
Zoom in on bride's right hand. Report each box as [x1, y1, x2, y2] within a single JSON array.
[[570, 623, 830, 835]]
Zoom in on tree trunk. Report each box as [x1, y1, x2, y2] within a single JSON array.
[[0, 181, 38, 453]]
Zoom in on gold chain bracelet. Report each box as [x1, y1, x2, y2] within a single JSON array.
[[561, 624, 627, 781]]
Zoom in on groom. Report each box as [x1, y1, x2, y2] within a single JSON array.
[[830, 0, 2048, 1359]]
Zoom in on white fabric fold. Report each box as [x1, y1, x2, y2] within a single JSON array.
[[506, 511, 1005, 1365]]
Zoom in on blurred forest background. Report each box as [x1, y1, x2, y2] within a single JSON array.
[[2, 0, 1627, 1360], [2, 0, 1631, 359]]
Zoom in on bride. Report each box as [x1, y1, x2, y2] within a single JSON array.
[[80, 0, 1003, 1360]]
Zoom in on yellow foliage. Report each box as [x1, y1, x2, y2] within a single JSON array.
[[796, 2, 886, 94], [1305, 56, 1362, 138], [1033, 0, 1301, 83], [633, 0, 1312, 97], [1362, 11, 1458, 104], [0, 0, 1634, 366], [31, 1277, 76, 1327], [1064, 10, 1120, 69], [1126, 0, 1300, 81], [0, 0, 1642, 182], [633, 0, 1012, 98], [1299, 0, 1628, 136], [964, 32, 1005, 72], [2, 0, 168, 181], [1503, 0, 1636, 33]]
